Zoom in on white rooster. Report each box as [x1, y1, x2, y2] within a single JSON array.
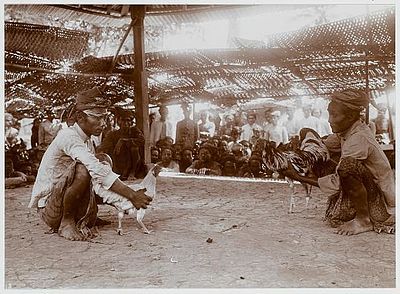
[[93, 154, 161, 234]]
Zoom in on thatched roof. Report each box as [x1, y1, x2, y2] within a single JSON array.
[[4, 6, 395, 117]]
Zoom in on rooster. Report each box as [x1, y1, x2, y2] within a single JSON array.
[[93, 153, 162, 235], [262, 128, 330, 213]]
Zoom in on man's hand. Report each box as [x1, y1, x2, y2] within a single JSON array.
[[128, 188, 152, 210]]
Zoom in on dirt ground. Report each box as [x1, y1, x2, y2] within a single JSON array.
[[4, 174, 396, 289]]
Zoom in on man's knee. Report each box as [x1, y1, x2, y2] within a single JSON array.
[[337, 157, 360, 179]]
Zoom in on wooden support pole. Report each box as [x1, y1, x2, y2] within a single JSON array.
[[131, 5, 150, 164]]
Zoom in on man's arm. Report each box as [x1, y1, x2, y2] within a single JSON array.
[[109, 178, 152, 209]]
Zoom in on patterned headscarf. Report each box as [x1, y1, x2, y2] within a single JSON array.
[[330, 89, 369, 111]]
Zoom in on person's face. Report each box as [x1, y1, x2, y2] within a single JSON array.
[[253, 129, 261, 138], [312, 109, 321, 118], [225, 116, 233, 125], [223, 161, 236, 176], [199, 148, 211, 162], [5, 115, 13, 128], [232, 131, 239, 140], [247, 115, 256, 125], [183, 108, 190, 119], [66, 117, 75, 127], [151, 150, 159, 162], [161, 148, 173, 164], [271, 115, 279, 126], [149, 114, 156, 123], [327, 101, 356, 133], [160, 107, 168, 120], [265, 113, 272, 123], [118, 116, 133, 130], [303, 107, 311, 118], [182, 149, 193, 162], [79, 112, 107, 136]]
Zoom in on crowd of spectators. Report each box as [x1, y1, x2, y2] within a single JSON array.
[[5, 99, 394, 187]]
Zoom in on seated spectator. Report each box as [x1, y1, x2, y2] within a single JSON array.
[[5, 156, 35, 189], [231, 143, 248, 173], [249, 125, 263, 148], [97, 109, 144, 180], [179, 147, 194, 173], [241, 155, 266, 178], [221, 153, 237, 177], [157, 146, 179, 172], [227, 127, 242, 151], [186, 143, 222, 175], [239, 140, 252, 159], [151, 147, 160, 164]]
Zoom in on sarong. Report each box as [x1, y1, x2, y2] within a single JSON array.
[[325, 157, 395, 234], [39, 162, 97, 231]]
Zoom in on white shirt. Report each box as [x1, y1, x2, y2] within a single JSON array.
[[241, 123, 261, 142], [298, 116, 320, 133], [29, 123, 119, 208], [150, 119, 174, 146]]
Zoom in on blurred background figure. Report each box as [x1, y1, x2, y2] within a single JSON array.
[[312, 107, 332, 137], [219, 113, 235, 137], [283, 107, 300, 139], [150, 105, 173, 147], [298, 104, 320, 133], [265, 110, 288, 145], [38, 109, 62, 150], [175, 102, 199, 149], [197, 110, 215, 137], [241, 111, 261, 142]]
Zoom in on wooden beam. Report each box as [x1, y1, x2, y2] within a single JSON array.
[[131, 5, 151, 165]]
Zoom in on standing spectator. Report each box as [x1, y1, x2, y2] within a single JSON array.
[[150, 105, 173, 147], [249, 125, 263, 148], [312, 108, 332, 137], [97, 109, 145, 180], [265, 110, 288, 145], [241, 112, 261, 142], [298, 104, 320, 132], [38, 110, 62, 149], [197, 111, 215, 137], [5, 112, 19, 148], [372, 103, 390, 136], [262, 109, 274, 139], [30, 118, 41, 149], [284, 107, 300, 139], [219, 113, 235, 137], [149, 112, 156, 130], [175, 103, 198, 148]]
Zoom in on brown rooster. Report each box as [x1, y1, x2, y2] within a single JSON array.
[[262, 128, 330, 213]]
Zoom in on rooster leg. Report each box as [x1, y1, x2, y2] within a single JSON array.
[[116, 210, 124, 235], [305, 184, 312, 208], [286, 177, 296, 213], [128, 208, 150, 234]]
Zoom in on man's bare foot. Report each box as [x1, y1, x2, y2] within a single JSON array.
[[336, 218, 373, 236], [58, 222, 85, 241]]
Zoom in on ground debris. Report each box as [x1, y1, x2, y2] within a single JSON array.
[[206, 237, 213, 243]]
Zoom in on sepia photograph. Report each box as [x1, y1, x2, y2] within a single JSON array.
[[3, 1, 396, 291]]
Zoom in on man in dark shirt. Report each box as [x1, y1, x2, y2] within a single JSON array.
[[175, 102, 198, 149], [97, 109, 145, 180]]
